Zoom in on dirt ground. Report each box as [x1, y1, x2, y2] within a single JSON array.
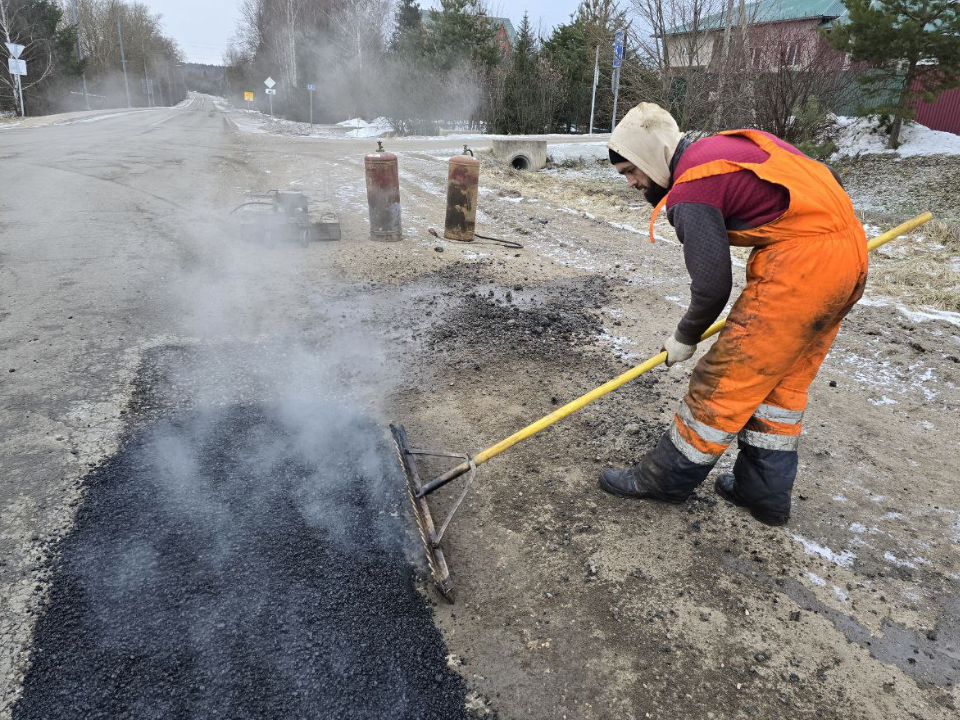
[[216, 116, 960, 719], [3, 99, 957, 719]]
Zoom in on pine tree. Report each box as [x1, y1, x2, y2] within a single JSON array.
[[488, 13, 564, 134], [391, 0, 423, 56], [828, 1, 960, 148], [543, 18, 592, 131], [424, 0, 500, 73], [543, 0, 629, 132]]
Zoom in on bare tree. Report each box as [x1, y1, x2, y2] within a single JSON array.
[[749, 22, 852, 141], [629, 0, 731, 130], [1, 0, 61, 114]]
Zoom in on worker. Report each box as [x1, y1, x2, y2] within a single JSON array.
[[599, 103, 867, 526]]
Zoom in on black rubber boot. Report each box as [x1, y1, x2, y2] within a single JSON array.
[[714, 472, 790, 526], [598, 467, 688, 503], [599, 432, 714, 504]]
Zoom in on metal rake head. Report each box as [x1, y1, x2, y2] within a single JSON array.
[[390, 424, 476, 602]]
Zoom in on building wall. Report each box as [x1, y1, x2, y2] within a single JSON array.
[[666, 18, 841, 71], [913, 83, 960, 135]]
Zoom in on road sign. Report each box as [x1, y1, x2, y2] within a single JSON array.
[[307, 84, 316, 91], [264, 76, 276, 89], [5, 42, 24, 59], [8, 58, 26, 76], [613, 30, 625, 69], [265, 88, 277, 95], [244, 91, 254, 102]]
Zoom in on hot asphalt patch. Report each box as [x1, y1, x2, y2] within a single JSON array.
[[15, 402, 468, 719]]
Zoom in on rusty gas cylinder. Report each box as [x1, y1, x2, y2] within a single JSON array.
[[364, 141, 402, 242], [444, 146, 480, 241]]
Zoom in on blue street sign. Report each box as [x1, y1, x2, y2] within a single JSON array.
[[307, 84, 316, 91], [613, 30, 625, 69]]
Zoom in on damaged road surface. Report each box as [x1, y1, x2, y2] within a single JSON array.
[[5, 92, 960, 720], [15, 348, 468, 720]]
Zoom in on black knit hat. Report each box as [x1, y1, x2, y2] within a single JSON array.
[[608, 148, 629, 165]]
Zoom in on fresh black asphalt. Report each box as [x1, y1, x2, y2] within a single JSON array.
[[14, 398, 468, 719]]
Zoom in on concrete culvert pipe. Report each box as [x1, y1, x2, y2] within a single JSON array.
[[510, 155, 532, 171], [491, 137, 547, 171]]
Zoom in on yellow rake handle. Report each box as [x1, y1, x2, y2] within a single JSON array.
[[472, 211, 933, 467]]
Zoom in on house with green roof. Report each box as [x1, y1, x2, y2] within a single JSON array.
[[664, 0, 850, 70]]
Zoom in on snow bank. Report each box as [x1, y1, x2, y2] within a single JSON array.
[[548, 141, 609, 165], [832, 115, 960, 159], [336, 117, 394, 138]]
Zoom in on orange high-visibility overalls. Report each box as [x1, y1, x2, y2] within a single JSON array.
[[645, 129, 868, 512]]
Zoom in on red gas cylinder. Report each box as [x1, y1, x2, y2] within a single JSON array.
[[364, 141, 402, 242], [444, 146, 480, 242]]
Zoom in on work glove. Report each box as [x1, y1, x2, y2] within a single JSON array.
[[662, 333, 696, 367]]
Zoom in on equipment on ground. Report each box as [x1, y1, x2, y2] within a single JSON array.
[[391, 212, 934, 602], [364, 141, 402, 242], [444, 147, 480, 241], [232, 190, 341, 245]]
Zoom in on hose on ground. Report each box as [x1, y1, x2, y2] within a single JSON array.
[[428, 227, 523, 250]]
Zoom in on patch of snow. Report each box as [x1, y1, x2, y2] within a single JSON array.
[[793, 534, 856, 567], [832, 115, 960, 159], [828, 347, 939, 401], [609, 221, 646, 236], [897, 305, 960, 327], [833, 494, 848, 502], [345, 117, 394, 138], [806, 571, 827, 587], [559, 207, 597, 221], [859, 293, 960, 327], [833, 585, 849, 602], [336, 117, 371, 128], [849, 522, 868, 534], [548, 141, 609, 165], [883, 551, 916, 569], [869, 396, 898, 406], [598, 331, 640, 361]]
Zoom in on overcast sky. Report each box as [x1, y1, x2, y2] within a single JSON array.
[[141, 1, 583, 66]]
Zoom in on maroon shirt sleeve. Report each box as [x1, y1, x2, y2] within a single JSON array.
[[666, 132, 802, 227]]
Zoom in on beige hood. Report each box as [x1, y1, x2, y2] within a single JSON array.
[[608, 103, 683, 189]]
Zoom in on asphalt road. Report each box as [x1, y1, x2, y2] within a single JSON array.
[[0, 96, 467, 718]]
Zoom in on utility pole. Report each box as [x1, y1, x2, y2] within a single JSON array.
[[611, 29, 625, 132], [70, 0, 90, 109], [589, 46, 599, 134], [117, 14, 131, 108], [143, 62, 151, 107]]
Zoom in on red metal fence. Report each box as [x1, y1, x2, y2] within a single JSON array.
[[912, 83, 960, 135]]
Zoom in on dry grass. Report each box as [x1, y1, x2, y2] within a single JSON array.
[[480, 155, 646, 222], [924, 220, 960, 252], [482, 154, 960, 313], [870, 256, 960, 312]]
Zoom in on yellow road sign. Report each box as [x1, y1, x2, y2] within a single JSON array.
[[244, 91, 254, 102]]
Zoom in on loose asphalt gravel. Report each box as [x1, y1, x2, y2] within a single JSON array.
[[14, 401, 468, 719]]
